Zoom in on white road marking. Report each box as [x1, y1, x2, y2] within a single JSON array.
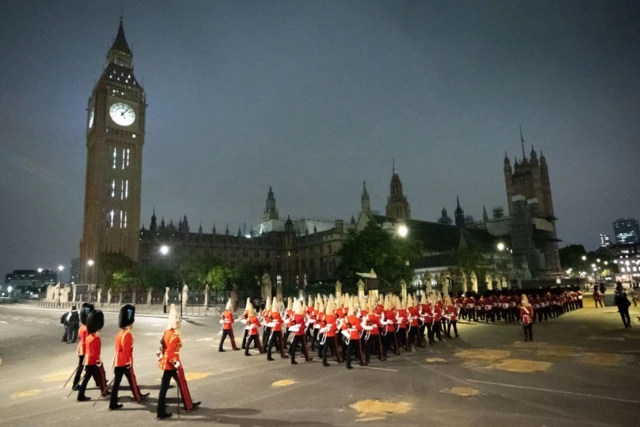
[[355, 366, 398, 372], [196, 337, 214, 342], [588, 336, 624, 341], [0, 320, 9, 324], [466, 379, 640, 404]]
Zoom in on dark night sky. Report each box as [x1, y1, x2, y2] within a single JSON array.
[[1, 0, 639, 280]]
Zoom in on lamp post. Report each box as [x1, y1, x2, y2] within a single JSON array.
[[87, 260, 94, 302], [58, 265, 64, 284], [160, 245, 170, 314]]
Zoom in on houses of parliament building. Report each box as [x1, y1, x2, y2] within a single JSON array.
[[79, 20, 560, 289]]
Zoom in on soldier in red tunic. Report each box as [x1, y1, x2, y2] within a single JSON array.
[[381, 295, 399, 355], [267, 297, 288, 360], [72, 302, 94, 391], [156, 304, 200, 420], [520, 295, 534, 342], [290, 299, 313, 364], [320, 298, 343, 366], [343, 297, 366, 369], [109, 304, 149, 410], [76, 310, 109, 402], [240, 298, 251, 350], [243, 301, 263, 356], [395, 296, 409, 351], [444, 296, 459, 337], [406, 295, 423, 350], [363, 299, 385, 361], [219, 298, 239, 351]]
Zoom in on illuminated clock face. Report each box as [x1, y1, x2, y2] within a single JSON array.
[[88, 107, 94, 129], [109, 102, 136, 126]]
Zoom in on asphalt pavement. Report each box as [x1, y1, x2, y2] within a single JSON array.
[[0, 303, 638, 427]]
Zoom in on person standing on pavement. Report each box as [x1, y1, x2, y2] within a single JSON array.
[[67, 306, 80, 344], [520, 295, 534, 342], [60, 308, 70, 342], [614, 282, 632, 329], [593, 287, 604, 308], [109, 304, 149, 410]]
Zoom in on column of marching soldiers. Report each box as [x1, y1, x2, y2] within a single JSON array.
[[68, 286, 583, 420]]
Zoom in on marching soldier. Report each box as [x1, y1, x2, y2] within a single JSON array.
[[243, 301, 263, 356], [431, 294, 444, 342], [320, 298, 343, 366], [72, 302, 94, 391], [343, 297, 366, 369], [290, 299, 313, 364], [395, 296, 409, 352], [406, 295, 423, 350], [261, 297, 272, 351], [76, 310, 109, 402], [156, 304, 200, 420], [444, 296, 459, 338], [109, 304, 149, 410], [219, 298, 239, 351], [241, 298, 251, 349], [381, 295, 399, 356], [283, 297, 294, 349], [364, 300, 385, 361], [267, 297, 287, 360]]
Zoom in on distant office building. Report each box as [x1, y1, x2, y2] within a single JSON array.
[[614, 218, 639, 244], [70, 258, 80, 284], [4, 269, 57, 293], [599, 233, 611, 247]]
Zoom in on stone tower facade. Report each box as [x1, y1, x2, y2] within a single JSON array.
[[263, 186, 279, 221], [454, 196, 465, 228], [385, 164, 411, 220], [504, 129, 560, 275], [80, 19, 146, 284]]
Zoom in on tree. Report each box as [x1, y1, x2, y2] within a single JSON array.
[[336, 222, 423, 292], [141, 265, 177, 291], [559, 244, 587, 274], [99, 252, 136, 290], [207, 265, 231, 291], [179, 258, 225, 291], [229, 262, 268, 294]]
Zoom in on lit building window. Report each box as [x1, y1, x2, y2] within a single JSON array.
[[109, 210, 114, 228], [125, 180, 129, 199], [621, 267, 625, 273], [124, 211, 127, 229], [122, 148, 126, 169], [111, 179, 115, 198], [120, 210, 123, 228], [112, 148, 117, 168], [120, 180, 124, 199], [126, 149, 130, 166]]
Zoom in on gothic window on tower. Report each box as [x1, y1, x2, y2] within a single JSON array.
[[126, 149, 130, 167], [125, 180, 129, 199], [109, 210, 115, 228], [110, 179, 115, 198], [120, 180, 124, 199], [122, 148, 126, 169], [112, 148, 117, 169]]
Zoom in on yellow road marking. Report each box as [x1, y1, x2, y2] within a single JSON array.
[[11, 389, 41, 398], [425, 357, 445, 363], [184, 372, 211, 381], [349, 399, 412, 419], [271, 379, 296, 387]]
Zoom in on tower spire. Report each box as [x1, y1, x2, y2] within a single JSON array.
[[520, 125, 526, 160], [392, 157, 396, 174]]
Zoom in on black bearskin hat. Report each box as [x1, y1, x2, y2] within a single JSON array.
[[119, 304, 136, 329], [86, 309, 104, 334], [80, 303, 94, 325]]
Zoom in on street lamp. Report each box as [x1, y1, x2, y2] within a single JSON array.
[[581, 255, 587, 261], [87, 260, 94, 302], [58, 265, 64, 284], [397, 224, 408, 238], [160, 246, 170, 313], [37, 268, 43, 273], [497, 242, 505, 251]]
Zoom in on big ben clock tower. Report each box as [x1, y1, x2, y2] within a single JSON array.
[[80, 18, 146, 284]]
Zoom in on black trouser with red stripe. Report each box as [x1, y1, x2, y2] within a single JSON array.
[[245, 334, 263, 355], [219, 329, 238, 351], [72, 355, 99, 390], [109, 366, 143, 408], [158, 365, 194, 416], [77, 364, 108, 399], [345, 339, 366, 368]]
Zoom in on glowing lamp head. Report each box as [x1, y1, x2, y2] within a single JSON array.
[[87, 259, 94, 267], [497, 243, 505, 251], [397, 225, 408, 238], [58, 265, 64, 272], [160, 245, 170, 256]]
